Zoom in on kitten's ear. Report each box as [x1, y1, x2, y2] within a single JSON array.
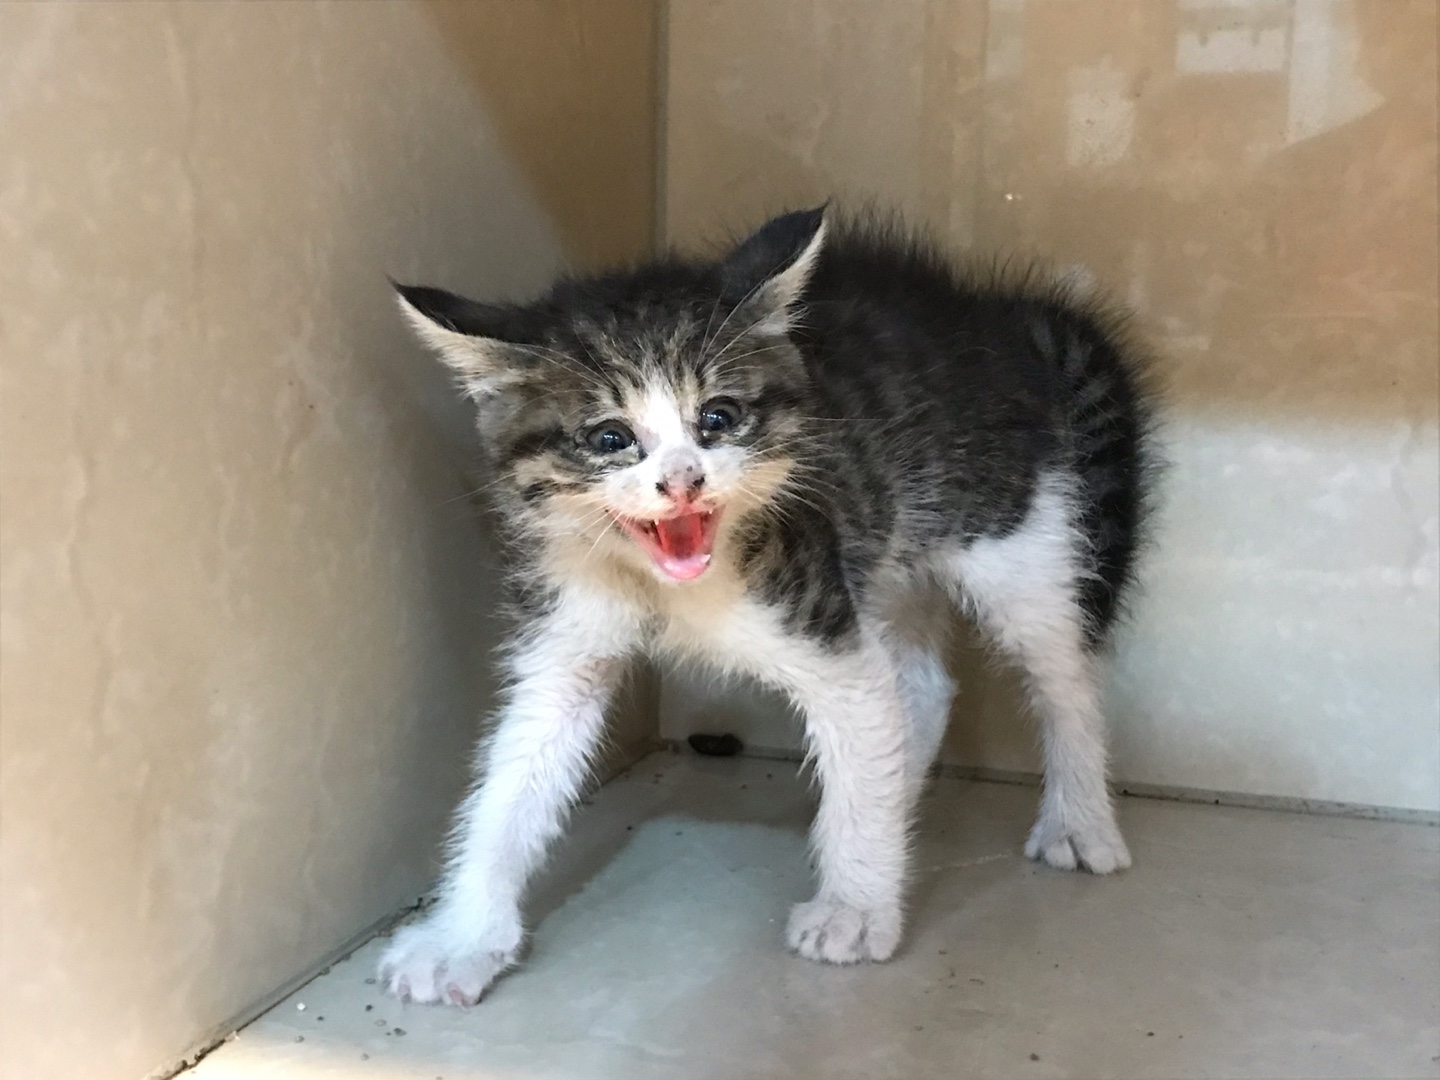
[[393, 282, 538, 395], [722, 206, 828, 334]]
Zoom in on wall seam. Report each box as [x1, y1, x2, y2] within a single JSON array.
[[669, 742, 1440, 826], [652, 0, 670, 253]]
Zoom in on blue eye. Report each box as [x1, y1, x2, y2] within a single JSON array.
[[585, 423, 636, 453], [699, 398, 742, 434]]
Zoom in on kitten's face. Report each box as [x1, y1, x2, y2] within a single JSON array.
[[397, 209, 827, 584], [508, 319, 805, 581]]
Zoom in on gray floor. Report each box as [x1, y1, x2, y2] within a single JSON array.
[[190, 753, 1440, 1080]]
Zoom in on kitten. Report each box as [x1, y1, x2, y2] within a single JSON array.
[[380, 207, 1158, 1006]]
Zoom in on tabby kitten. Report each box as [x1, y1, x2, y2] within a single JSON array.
[[380, 208, 1157, 1006]]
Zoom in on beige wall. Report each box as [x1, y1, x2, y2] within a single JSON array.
[[0, 3, 658, 1079], [662, 0, 1439, 812]]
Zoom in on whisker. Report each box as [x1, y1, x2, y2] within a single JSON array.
[[579, 515, 618, 566], [442, 473, 510, 505], [507, 344, 609, 390], [703, 271, 773, 359], [706, 308, 782, 367], [697, 290, 727, 361], [706, 342, 786, 376]]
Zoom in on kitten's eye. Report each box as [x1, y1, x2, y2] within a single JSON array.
[[584, 422, 636, 454], [699, 398, 743, 434]]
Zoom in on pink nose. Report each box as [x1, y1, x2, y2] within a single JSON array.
[[657, 465, 705, 502]]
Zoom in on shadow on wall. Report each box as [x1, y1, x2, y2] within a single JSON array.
[[419, 0, 658, 272]]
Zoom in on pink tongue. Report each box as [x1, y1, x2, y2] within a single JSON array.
[[655, 514, 705, 559]]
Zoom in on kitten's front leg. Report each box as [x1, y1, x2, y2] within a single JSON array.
[[379, 598, 637, 1005], [781, 638, 911, 964]]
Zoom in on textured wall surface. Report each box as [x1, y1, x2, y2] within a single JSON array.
[[662, 0, 1439, 812], [0, 3, 658, 1078]]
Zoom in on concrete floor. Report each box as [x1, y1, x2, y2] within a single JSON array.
[[189, 753, 1440, 1080]]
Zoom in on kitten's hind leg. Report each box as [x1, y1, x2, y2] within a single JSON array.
[[946, 479, 1130, 874], [1014, 640, 1129, 874], [879, 589, 958, 803], [893, 641, 956, 802]]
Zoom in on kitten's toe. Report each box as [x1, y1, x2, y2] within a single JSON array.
[[786, 899, 902, 964], [1025, 814, 1131, 874], [378, 919, 519, 1006]]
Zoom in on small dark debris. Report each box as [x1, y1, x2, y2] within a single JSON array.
[[320, 966, 331, 975], [766, 772, 773, 779], [295, 1036, 305, 1044], [1029, 1053, 1040, 1061], [1053, 963, 1060, 969], [1147, 1032, 1154, 1037], [675, 830, 683, 836], [365, 1004, 373, 1011], [938, 948, 947, 955], [364, 977, 376, 985], [969, 977, 983, 984], [740, 783, 748, 790], [317, 1016, 324, 1022], [688, 732, 744, 756], [394, 1028, 406, 1036], [914, 1025, 924, 1032], [625, 825, 633, 831]]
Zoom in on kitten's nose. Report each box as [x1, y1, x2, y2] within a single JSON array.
[[657, 463, 705, 503]]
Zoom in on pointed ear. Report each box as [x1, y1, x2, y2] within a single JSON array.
[[721, 206, 828, 334], [393, 282, 538, 396]]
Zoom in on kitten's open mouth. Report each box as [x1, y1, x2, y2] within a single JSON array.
[[612, 509, 721, 581]]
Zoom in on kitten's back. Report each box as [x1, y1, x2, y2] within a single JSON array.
[[790, 215, 1158, 642]]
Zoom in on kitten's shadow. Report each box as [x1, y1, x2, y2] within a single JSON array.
[[523, 753, 817, 930], [519, 753, 1009, 965]]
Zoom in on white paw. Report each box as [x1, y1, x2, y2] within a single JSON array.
[[1025, 814, 1131, 874], [786, 899, 902, 964], [377, 917, 521, 1006]]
